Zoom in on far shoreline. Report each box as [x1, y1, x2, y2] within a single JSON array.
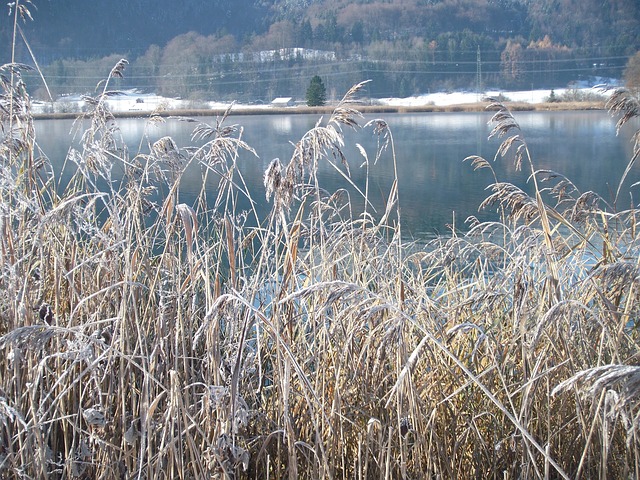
[[32, 100, 607, 120]]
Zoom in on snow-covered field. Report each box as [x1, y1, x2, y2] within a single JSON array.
[[33, 82, 619, 115], [377, 88, 576, 107]]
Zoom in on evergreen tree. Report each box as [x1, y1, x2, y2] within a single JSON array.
[[298, 19, 313, 46], [306, 75, 327, 106]]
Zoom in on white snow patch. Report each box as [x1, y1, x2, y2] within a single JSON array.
[[32, 83, 619, 115], [376, 87, 613, 107]]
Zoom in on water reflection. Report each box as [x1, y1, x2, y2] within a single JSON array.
[[35, 111, 638, 239]]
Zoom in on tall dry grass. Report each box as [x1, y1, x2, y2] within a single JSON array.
[[3, 5, 640, 479]]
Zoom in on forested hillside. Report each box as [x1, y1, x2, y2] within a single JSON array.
[[2, 0, 273, 60], [4, 0, 640, 100]]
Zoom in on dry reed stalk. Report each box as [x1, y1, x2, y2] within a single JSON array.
[[3, 13, 640, 476]]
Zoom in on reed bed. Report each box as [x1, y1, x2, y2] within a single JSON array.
[[31, 100, 608, 122], [2, 50, 640, 480]]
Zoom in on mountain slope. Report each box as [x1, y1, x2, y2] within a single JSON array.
[[3, 0, 638, 63], [3, 0, 272, 60]]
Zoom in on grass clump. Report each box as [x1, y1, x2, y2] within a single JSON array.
[[3, 26, 640, 480], [558, 86, 608, 103]]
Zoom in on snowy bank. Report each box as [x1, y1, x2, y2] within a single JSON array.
[[376, 87, 614, 107], [32, 83, 620, 116]]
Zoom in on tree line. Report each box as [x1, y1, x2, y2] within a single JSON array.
[[9, 0, 640, 101], [28, 33, 631, 102]]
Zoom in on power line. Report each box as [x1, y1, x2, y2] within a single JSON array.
[[31, 55, 627, 82], [32, 52, 630, 74]]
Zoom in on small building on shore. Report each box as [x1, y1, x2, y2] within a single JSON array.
[[271, 97, 295, 107]]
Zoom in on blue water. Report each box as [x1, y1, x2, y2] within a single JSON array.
[[35, 110, 638, 239]]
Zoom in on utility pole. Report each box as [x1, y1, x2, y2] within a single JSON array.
[[476, 45, 482, 98]]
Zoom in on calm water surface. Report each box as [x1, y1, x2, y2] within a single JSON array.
[[35, 111, 639, 239]]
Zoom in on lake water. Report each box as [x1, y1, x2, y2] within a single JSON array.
[[35, 110, 639, 239]]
